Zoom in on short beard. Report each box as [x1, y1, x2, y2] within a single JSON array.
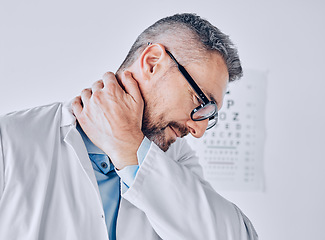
[[141, 102, 189, 152]]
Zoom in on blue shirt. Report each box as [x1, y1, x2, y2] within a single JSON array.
[[76, 123, 151, 239]]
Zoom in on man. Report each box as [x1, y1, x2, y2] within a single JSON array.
[[0, 13, 258, 239]]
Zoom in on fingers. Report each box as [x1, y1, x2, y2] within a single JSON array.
[[102, 72, 122, 97], [80, 88, 92, 105], [92, 80, 104, 92], [120, 71, 143, 103], [74, 71, 142, 119], [100, 71, 142, 104], [71, 96, 83, 116], [72, 88, 91, 117]]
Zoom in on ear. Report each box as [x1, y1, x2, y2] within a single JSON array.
[[139, 43, 168, 81]]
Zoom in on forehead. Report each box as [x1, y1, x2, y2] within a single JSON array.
[[188, 52, 229, 109]]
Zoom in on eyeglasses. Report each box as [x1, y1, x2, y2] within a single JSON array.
[[166, 50, 218, 130]]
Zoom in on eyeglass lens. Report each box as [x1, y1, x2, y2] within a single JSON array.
[[207, 118, 217, 130], [192, 103, 217, 120]]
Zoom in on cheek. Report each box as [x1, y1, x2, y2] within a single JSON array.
[[149, 80, 194, 121], [168, 99, 194, 121]]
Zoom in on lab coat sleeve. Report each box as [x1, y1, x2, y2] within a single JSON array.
[[122, 138, 258, 240]]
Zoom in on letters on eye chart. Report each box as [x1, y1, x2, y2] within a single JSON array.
[[186, 69, 267, 191]]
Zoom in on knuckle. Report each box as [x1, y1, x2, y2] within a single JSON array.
[[72, 97, 81, 106], [71, 97, 79, 105], [103, 71, 115, 78], [71, 102, 78, 109], [105, 81, 117, 92], [81, 88, 90, 95], [92, 90, 103, 103], [92, 79, 103, 88]]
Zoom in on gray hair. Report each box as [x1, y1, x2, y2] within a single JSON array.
[[118, 13, 243, 82]]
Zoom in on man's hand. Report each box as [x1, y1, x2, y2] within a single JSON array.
[[72, 71, 144, 170]]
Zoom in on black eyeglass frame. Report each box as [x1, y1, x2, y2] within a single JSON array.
[[165, 50, 218, 129]]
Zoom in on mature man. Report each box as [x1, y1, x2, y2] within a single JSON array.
[[0, 13, 258, 239]]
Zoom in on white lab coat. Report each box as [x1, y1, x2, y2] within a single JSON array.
[[0, 102, 258, 240]]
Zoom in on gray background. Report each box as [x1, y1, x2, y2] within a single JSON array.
[[1, 0, 324, 239]]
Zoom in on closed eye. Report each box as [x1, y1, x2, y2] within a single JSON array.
[[195, 96, 204, 105], [189, 89, 203, 106]]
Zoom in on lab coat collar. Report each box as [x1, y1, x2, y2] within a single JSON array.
[[60, 99, 77, 127], [59, 99, 103, 205]]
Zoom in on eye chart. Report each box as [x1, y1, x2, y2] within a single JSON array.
[[186, 69, 267, 191]]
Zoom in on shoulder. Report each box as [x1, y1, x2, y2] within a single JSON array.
[[0, 102, 62, 122], [0, 102, 62, 123], [0, 102, 64, 139]]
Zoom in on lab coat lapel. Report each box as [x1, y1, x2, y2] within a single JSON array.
[[63, 126, 102, 201], [60, 101, 102, 202]]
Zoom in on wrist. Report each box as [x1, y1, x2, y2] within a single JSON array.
[[114, 154, 138, 170], [104, 132, 144, 170]]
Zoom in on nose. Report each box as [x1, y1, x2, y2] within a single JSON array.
[[186, 119, 209, 138]]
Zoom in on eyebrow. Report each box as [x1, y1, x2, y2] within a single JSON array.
[[208, 93, 218, 106], [208, 93, 219, 106]]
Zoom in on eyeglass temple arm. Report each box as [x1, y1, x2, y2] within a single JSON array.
[[166, 50, 210, 105]]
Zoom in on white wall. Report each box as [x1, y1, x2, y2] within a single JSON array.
[[1, 0, 324, 239]]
